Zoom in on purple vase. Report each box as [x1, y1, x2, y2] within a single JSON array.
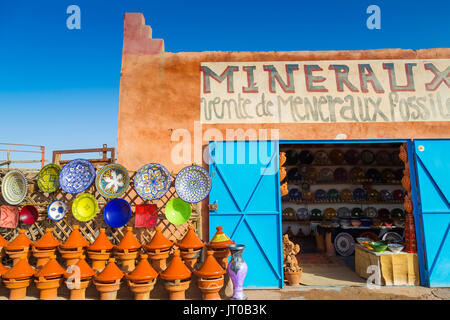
[[227, 244, 248, 300]]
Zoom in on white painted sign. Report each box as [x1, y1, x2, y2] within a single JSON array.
[[200, 59, 450, 124]]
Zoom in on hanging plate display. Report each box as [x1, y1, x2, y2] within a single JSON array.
[[134, 163, 171, 201], [165, 198, 191, 226], [361, 150, 375, 165], [59, 159, 96, 194], [72, 193, 98, 222], [104, 198, 132, 228], [47, 200, 67, 221], [1, 169, 28, 205], [175, 165, 212, 203], [334, 232, 355, 256], [95, 163, 130, 199], [37, 164, 61, 193]]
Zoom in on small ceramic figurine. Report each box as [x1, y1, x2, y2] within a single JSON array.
[[227, 244, 248, 300]]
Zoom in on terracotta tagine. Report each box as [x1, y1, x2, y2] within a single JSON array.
[[125, 254, 158, 300], [0, 233, 9, 259], [93, 258, 124, 300], [283, 234, 302, 286], [34, 254, 66, 300], [2, 255, 35, 300], [206, 226, 235, 269], [194, 250, 226, 300], [59, 225, 90, 266], [160, 249, 192, 300], [64, 255, 96, 300], [114, 226, 141, 272], [32, 228, 61, 269], [144, 227, 174, 273], [87, 228, 114, 272], [5, 229, 32, 266], [176, 225, 205, 271]]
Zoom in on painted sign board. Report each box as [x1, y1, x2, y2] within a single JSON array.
[[200, 59, 450, 124]]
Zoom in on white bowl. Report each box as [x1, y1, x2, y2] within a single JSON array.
[[388, 243, 404, 253]]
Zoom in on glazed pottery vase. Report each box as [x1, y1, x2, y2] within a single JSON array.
[[226, 244, 248, 300]]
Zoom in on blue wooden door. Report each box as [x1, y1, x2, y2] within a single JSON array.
[[413, 139, 450, 287], [208, 141, 283, 288]]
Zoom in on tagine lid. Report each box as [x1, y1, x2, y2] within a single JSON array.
[[160, 250, 191, 281], [35, 255, 66, 279], [33, 228, 61, 249], [194, 250, 226, 278], [94, 258, 124, 282], [0, 234, 8, 247], [206, 226, 235, 249], [144, 227, 174, 251], [125, 254, 158, 282], [176, 225, 205, 250], [3, 256, 35, 280], [0, 262, 10, 276], [64, 255, 96, 279], [60, 225, 90, 249], [6, 229, 32, 251], [115, 227, 142, 251], [88, 228, 114, 252]]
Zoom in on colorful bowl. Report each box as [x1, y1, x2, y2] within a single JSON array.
[[314, 150, 328, 165], [310, 209, 323, 221], [372, 219, 383, 227], [324, 208, 337, 220], [380, 190, 393, 201], [388, 243, 404, 253], [351, 219, 362, 227], [296, 208, 310, 221], [340, 189, 353, 201], [165, 198, 191, 226], [37, 163, 61, 193], [175, 165, 212, 203], [364, 207, 378, 218], [366, 168, 381, 182], [361, 150, 375, 165], [134, 163, 171, 201], [95, 163, 130, 199], [72, 193, 98, 222], [289, 188, 301, 200], [59, 159, 96, 194], [19, 205, 39, 225], [360, 218, 372, 227], [47, 200, 67, 221], [1, 169, 28, 205], [337, 207, 351, 218], [314, 189, 328, 201], [356, 237, 372, 245], [318, 168, 334, 182], [340, 218, 351, 227], [103, 198, 132, 228], [369, 241, 388, 253]]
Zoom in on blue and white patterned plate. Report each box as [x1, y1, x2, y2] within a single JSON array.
[[134, 163, 171, 200], [59, 159, 96, 194], [47, 200, 67, 221], [175, 165, 212, 203]]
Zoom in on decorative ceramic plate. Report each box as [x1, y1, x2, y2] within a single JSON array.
[[314, 189, 327, 201], [364, 207, 378, 218], [329, 149, 344, 164], [47, 200, 67, 221], [334, 232, 355, 256], [175, 165, 212, 203], [0, 205, 20, 228], [72, 193, 98, 222], [298, 150, 314, 164], [296, 208, 310, 220], [1, 169, 28, 205], [37, 164, 61, 193], [104, 198, 132, 228], [165, 198, 191, 225], [344, 149, 360, 165], [376, 151, 392, 166], [134, 163, 171, 201], [337, 207, 351, 218], [314, 150, 328, 165], [318, 168, 333, 182], [95, 164, 130, 199], [59, 159, 96, 194], [382, 232, 403, 243], [361, 150, 375, 165]]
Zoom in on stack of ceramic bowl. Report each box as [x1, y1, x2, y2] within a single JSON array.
[[340, 218, 351, 227]]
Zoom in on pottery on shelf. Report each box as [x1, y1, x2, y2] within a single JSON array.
[[206, 226, 235, 270], [34, 254, 66, 300], [114, 227, 142, 272], [5, 229, 32, 266], [194, 250, 226, 300], [32, 228, 61, 269], [125, 254, 159, 300], [176, 225, 205, 271], [93, 258, 124, 300], [143, 227, 174, 273], [227, 244, 248, 300], [2, 255, 35, 300], [64, 255, 96, 300], [87, 228, 114, 272], [59, 225, 90, 266], [160, 249, 192, 300]]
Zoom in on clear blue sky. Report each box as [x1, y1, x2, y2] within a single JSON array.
[[0, 0, 449, 167]]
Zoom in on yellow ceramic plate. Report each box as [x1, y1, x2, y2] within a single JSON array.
[[72, 193, 98, 222], [37, 163, 61, 193]]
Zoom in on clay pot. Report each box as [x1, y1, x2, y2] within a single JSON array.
[[114, 227, 141, 272], [176, 225, 205, 271], [206, 226, 235, 269], [59, 225, 90, 266], [64, 255, 96, 300], [144, 227, 174, 273], [0, 234, 9, 259], [2, 255, 35, 300], [32, 228, 61, 269], [87, 228, 114, 272], [194, 250, 226, 300], [34, 254, 66, 300], [285, 270, 302, 286], [5, 229, 32, 266], [93, 258, 124, 300], [125, 254, 158, 300], [160, 250, 192, 300]]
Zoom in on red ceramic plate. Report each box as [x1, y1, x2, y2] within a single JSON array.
[[19, 205, 39, 225]]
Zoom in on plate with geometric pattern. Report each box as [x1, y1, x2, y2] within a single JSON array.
[[95, 163, 130, 198], [59, 159, 96, 194], [37, 163, 61, 193], [134, 163, 171, 201], [175, 165, 211, 203], [1, 169, 28, 205]]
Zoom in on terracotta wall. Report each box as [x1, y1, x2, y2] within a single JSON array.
[[117, 13, 450, 240]]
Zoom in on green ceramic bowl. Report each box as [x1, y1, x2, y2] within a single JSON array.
[[369, 241, 388, 253], [165, 198, 192, 225]]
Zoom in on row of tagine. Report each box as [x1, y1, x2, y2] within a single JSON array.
[[0, 160, 212, 227], [0, 224, 245, 300]]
